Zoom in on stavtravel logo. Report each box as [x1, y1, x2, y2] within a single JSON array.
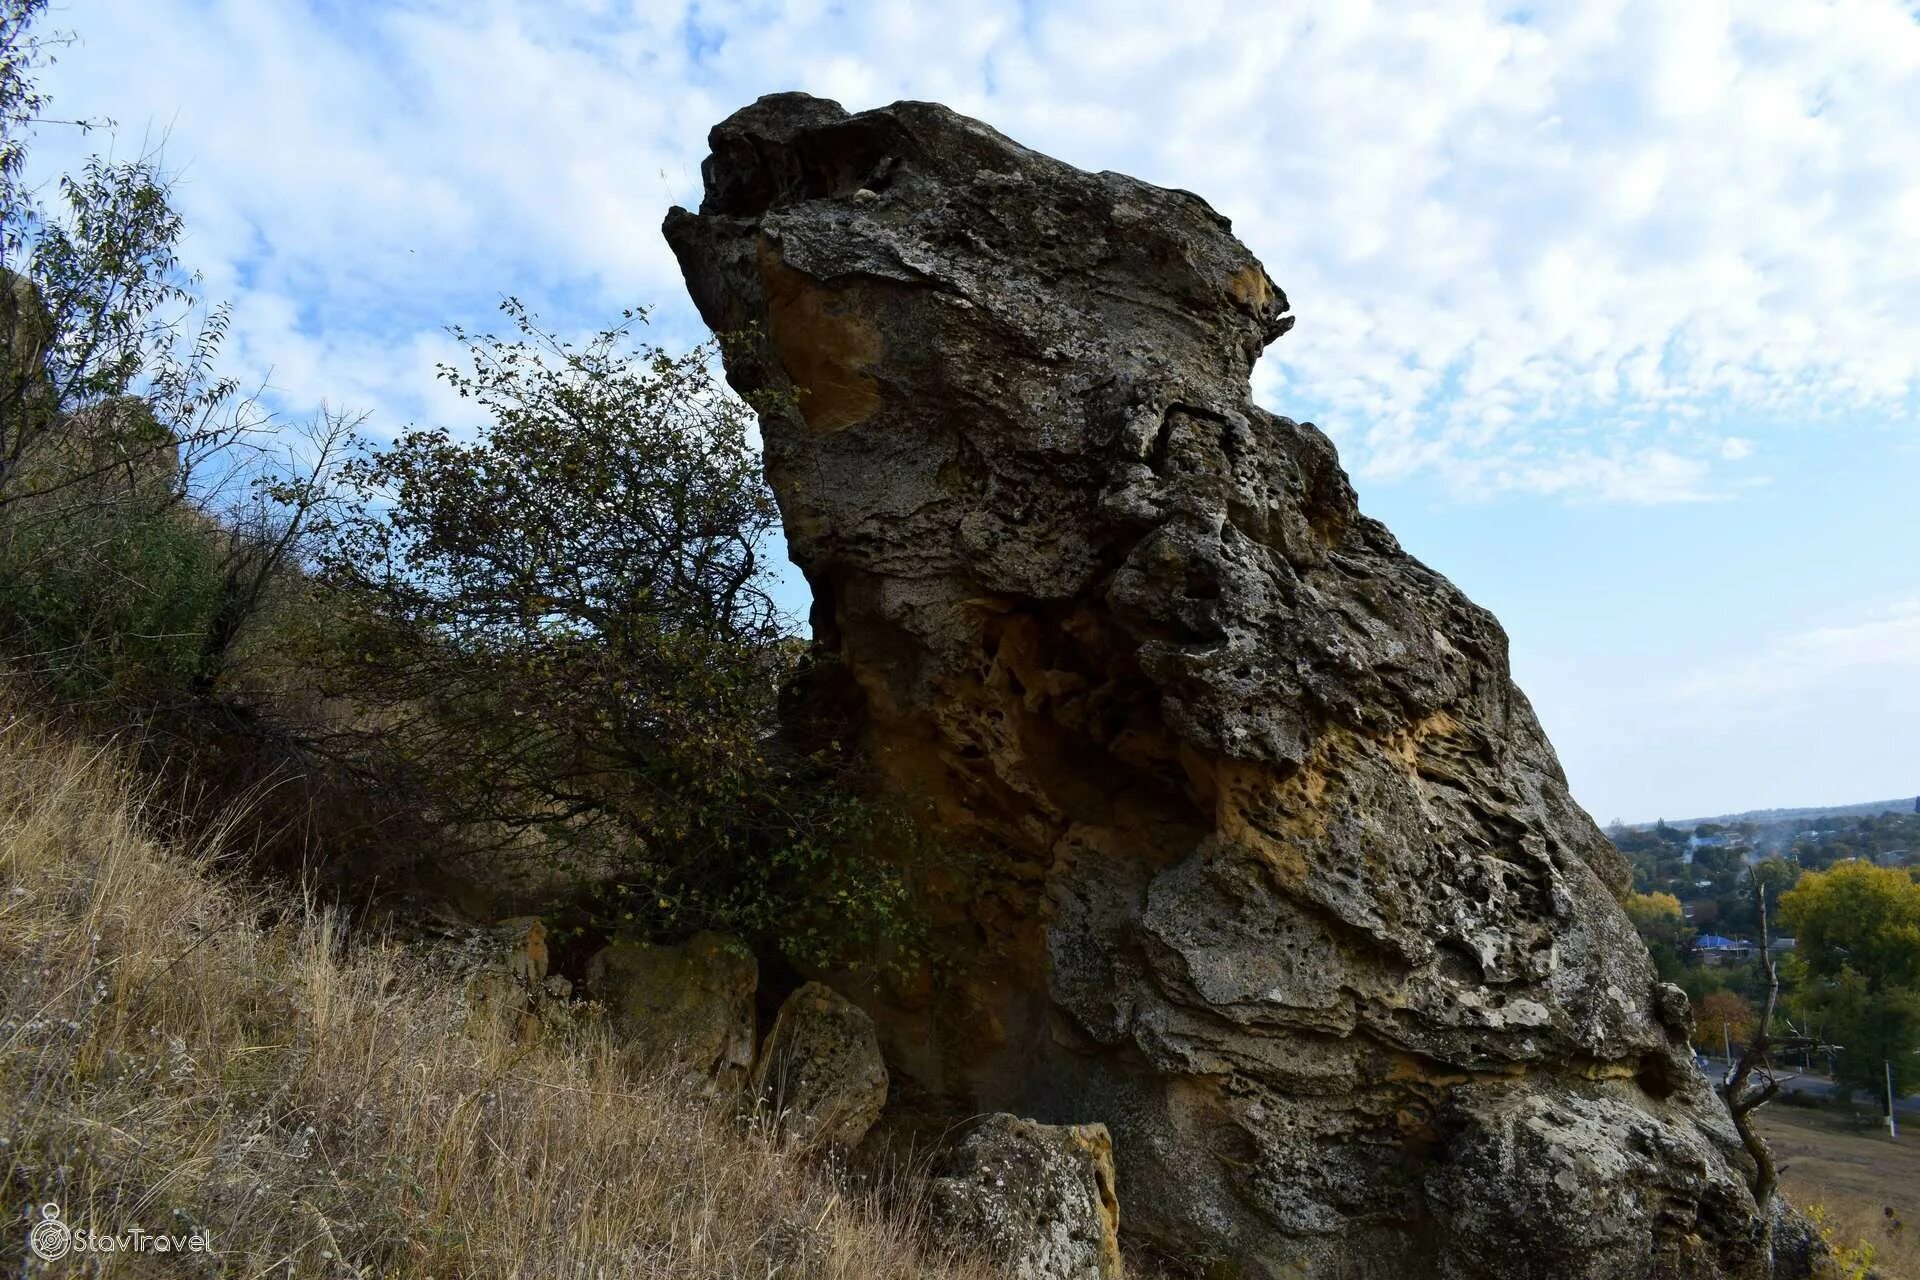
[[26, 1202, 213, 1261], [27, 1205, 67, 1261]]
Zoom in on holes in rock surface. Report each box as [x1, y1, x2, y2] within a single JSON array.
[[1434, 942, 1484, 986], [1636, 1051, 1681, 1100]]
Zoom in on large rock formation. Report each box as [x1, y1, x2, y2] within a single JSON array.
[[666, 94, 1771, 1277]]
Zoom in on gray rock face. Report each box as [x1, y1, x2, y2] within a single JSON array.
[[931, 1114, 1123, 1280], [666, 93, 1770, 1277], [751, 980, 889, 1152]]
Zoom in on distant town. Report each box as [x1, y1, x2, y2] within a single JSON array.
[[1609, 796, 1920, 951], [1607, 796, 1920, 1101]]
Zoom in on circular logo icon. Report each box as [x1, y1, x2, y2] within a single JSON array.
[[29, 1203, 70, 1261]]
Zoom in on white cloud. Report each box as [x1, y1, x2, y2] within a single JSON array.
[[30, 0, 1920, 488], [1674, 599, 1920, 710], [1521, 598, 1920, 820]]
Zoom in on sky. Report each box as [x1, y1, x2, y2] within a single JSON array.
[[31, 0, 1920, 823]]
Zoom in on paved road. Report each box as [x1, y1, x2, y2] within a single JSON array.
[[1695, 1055, 1920, 1118]]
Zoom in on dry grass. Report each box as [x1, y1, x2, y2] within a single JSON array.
[[1758, 1105, 1920, 1278], [0, 712, 992, 1278]]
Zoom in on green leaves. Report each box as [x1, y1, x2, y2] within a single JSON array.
[[1782, 863, 1920, 993], [1782, 863, 1920, 1104], [320, 304, 917, 967]]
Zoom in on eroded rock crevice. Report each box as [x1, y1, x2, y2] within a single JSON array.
[[667, 92, 1774, 1278]]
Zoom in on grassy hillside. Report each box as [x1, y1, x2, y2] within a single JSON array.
[[1759, 1107, 1918, 1279], [0, 711, 988, 1278]]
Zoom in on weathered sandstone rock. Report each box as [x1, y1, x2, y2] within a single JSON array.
[[931, 1114, 1123, 1280], [667, 94, 1772, 1277], [585, 931, 756, 1086], [751, 980, 889, 1151]]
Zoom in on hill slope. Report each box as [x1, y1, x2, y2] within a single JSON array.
[[0, 711, 985, 1278]]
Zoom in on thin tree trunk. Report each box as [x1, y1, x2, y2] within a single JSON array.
[[1724, 881, 1786, 1255]]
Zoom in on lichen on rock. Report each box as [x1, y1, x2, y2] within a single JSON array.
[[930, 1114, 1123, 1280], [751, 980, 889, 1153], [585, 931, 756, 1087], [666, 92, 1774, 1278]]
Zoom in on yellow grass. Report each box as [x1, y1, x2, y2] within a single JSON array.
[[0, 711, 991, 1277], [1759, 1105, 1920, 1279]]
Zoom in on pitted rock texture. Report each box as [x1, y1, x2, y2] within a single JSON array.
[[585, 931, 756, 1087], [667, 93, 1771, 1278], [931, 1114, 1123, 1280], [751, 980, 889, 1152]]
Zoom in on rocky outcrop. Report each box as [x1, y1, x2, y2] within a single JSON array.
[[751, 980, 889, 1151], [666, 94, 1772, 1277], [931, 1115, 1123, 1280], [2, 267, 176, 500], [585, 932, 756, 1086]]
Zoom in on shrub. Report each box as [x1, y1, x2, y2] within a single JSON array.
[[0, 489, 223, 702], [319, 302, 922, 966]]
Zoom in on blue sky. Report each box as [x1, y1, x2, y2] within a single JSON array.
[[36, 0, 1920, 822]]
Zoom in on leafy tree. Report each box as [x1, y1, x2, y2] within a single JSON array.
[[1794, 964, 1920, 1106], [322, 301, 917, 965], [0, 0, 335, 710], [1782, 862, 1920, 991], [1782, 863, 1920, 1108], [0, 1, 242, 512], [1624, 890, 1684, 934], [1696, 990, 1756, 1053]]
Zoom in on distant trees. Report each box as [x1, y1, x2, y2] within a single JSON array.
[[1781, 862, 1920, 1107], [1623, 890, 1689, 980], [1714, 858, 1802, 939], [1768, 812, 1920, 872], [1695, 990, 1756, 1052]]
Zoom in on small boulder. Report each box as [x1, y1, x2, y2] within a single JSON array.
[[1771, 1201, 1845, 1280], [750, 981, 888, 1151], [467, 917, 555, 1044], [930, 1115, 1123, 1280], [585, 931, 757, 1087], [1652, 981, 1694, 1041]]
